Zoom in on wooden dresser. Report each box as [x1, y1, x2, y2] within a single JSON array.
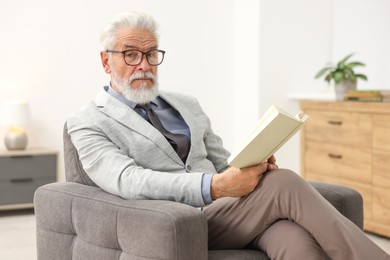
[[300, 100, 390, 238]]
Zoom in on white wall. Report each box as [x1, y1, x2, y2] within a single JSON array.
[[259, 0, 390, 172], [232, 1, 262, 148], [1, 0, 389, 180], [333, 0, 390, 90], [259, 0, 333, 171], [0, 0, 240, 181]]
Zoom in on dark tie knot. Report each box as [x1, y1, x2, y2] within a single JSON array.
[[138, 103, 157, 113], [137, 103, 152, 110]]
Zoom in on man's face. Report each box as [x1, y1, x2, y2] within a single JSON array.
[[101, 27, 159, 92]]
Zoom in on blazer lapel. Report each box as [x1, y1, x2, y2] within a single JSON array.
[[94, 89, 183, 165], [159, 92, 199, 157], [160, 92, 197, 133]]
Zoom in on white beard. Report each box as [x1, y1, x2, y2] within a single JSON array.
[[112, 71, 160, 104]]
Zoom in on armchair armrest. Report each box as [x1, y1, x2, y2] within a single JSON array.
[[34, 182, 208, 260], [307, 180, 364, 229]]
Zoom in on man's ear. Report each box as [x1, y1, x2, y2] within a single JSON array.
[[100, 51, 111, 74]]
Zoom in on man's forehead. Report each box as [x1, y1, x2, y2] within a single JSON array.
[[116, 27, 157, 47]]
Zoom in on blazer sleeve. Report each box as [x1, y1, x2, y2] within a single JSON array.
[[203, 115, 231, 173]]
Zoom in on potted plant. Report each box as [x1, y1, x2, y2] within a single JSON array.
[[315, 53, 368, 100]]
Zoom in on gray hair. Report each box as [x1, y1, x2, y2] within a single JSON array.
[[100, 11, 159, 50]]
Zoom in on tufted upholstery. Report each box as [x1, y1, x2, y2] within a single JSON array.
[[35, 182, 209, 260], [33, 124, 364, 259]]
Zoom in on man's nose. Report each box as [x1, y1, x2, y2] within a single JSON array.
[[137, 54, 151, 71]]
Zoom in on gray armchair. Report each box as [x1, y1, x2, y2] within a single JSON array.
[[34, 125, 364, 259]]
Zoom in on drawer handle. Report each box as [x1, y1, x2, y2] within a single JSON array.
[[328, 153, 343, 159], [327, 120, 343, 125], [10, 178, 34, 183], [9, 155, 34, 158]]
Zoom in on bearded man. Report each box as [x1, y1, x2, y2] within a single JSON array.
[[67, 11, 389, 260]]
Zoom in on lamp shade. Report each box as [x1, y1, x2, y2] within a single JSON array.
[[0, 100, 31, 126], [0, 100, 31, 150]]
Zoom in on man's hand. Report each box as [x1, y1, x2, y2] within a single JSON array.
[[266, 155, 278, 170], [210, 155, 278, 200]]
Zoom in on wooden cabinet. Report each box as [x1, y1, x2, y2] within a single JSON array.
[[0, 148, 57, 210], [300, 100, 390, 237]]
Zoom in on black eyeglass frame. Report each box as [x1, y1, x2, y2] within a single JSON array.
[[106, 49, 166, 66]]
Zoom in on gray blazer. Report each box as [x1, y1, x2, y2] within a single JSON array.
[[67, 87, 231, 207]]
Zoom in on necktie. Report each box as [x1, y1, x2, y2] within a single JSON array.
[[138, 103, 190, 162]]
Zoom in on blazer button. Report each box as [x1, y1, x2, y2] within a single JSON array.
[[186, 165, 191, 172]]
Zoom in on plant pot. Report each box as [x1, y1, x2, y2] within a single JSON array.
[[335, 80, 357, 101]]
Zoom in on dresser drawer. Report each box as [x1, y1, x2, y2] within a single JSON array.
[[304, 141, 372, 183], [301, 101, 390, 238], [0, 177, 55, 205], [0, 155, 56, 180], [373, 114, 390, 151], [304, 110, 372, 147]]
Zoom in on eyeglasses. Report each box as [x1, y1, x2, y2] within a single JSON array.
[[106, 49, 165, 66]]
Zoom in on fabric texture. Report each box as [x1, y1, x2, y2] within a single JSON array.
[[35, 182, 208, 260]]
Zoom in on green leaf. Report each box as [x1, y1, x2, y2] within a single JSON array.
[[334, 71, 344, 83], [337, 60, 345, 70], [315, 67, 332, 79], [346, 62, 365, 68], [355, 74, 368, 81], [344, 68, 354, 79], [340, 53, 355, 64], [325, 73, 333, 82]]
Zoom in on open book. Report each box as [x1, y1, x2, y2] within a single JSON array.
[[227, 105, 309, 168]]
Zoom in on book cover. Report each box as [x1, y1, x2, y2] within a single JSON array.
[[227, 105, 309, 168], [344, 97, 383, 102], [345, 90, 382, 97], [344, 90, 383, 102]]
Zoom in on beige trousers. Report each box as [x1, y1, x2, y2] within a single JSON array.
[[203, 169, 389, 260]]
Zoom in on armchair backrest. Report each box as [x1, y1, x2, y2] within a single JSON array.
[[63, 123, 97, 187]]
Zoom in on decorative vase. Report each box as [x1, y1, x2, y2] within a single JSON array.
[[4, 126, 28, 150], [334, 80, 357, 101]]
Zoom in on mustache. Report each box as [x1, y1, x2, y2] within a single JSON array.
[[129, 71, 156, 83]]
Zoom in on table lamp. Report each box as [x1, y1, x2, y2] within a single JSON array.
[[0, 100, 31, 150]]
